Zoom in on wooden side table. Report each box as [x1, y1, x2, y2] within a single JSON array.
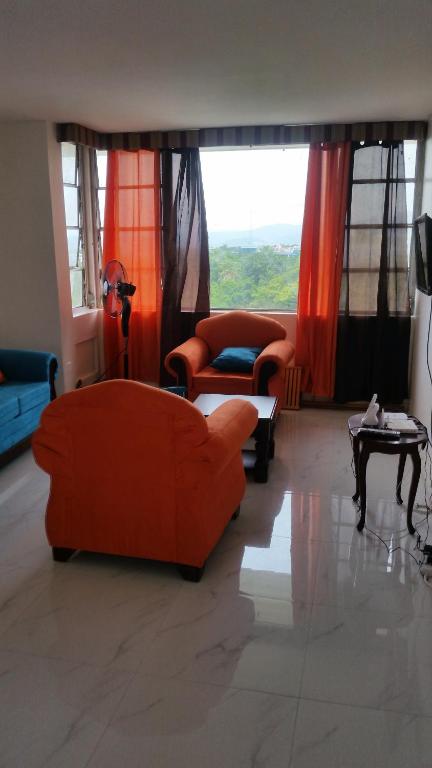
[[348, 414, 428, 534]]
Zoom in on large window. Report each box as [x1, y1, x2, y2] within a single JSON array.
[[200, 147, 309, 312], [61, 144, 106, 310]]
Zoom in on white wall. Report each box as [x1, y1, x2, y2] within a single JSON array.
[[410, 118, 432, 428], [0, 121, 67, 388], [0, 120, 102, 392]]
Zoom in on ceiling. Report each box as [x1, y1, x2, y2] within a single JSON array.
[[0, 0, 431, 133]]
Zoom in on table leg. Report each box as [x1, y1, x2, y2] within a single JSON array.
[[254, 421, 270, 483], [406, 449, 421, 535], [396, 453, 407, 505], [352, 435, 360, 502], [268, 420, 276, 460], [357, 443, 370, 532]]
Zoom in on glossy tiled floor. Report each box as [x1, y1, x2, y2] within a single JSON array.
[[1, 409, 432, 767]]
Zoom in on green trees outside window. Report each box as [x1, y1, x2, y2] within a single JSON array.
[[210, 245, 300, 311]]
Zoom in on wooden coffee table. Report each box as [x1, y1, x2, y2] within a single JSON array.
[[348, 413, 428, 534], [194, 394, 278, 483]]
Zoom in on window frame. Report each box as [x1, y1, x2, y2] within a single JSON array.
[[341, 140, 417, 317], [61, 143, 104, 311]]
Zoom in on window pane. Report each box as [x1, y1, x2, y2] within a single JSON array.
[[346, 271, 379, 314], [96, 150, 107, 187], [353, 145, 390, 180], [61, 143, 77, 184], [406, 181, 415, 224], [118, 188, 155, 226], [70, 268, 84, 308], [98, 189, 106, 225], [350, 184, 386, 224], [66, 228, 79, 267], [201, 146, 308, 311], [64, 186, 78, 227], [117, 151, 155, 186], [353, 143, 411, 181], [347, 229, 382, 269], [388, 272, 409, 314], [404, 140, 417, 179]]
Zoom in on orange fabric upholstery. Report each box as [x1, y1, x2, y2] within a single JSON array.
[[32, 381, 258, 570], [165, 311, 295, 411]]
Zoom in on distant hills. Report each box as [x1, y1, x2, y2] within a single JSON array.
[[208, 223, 302, 248]]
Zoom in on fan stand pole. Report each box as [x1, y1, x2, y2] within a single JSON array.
[[121, 298, 132, 380]]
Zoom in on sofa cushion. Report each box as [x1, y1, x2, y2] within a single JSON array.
[[193, 366, 254, 396], [2, 381, 50, 416], [0, 389, 19, 426], [210, 346, 262, 373], [0, 402, 45, 453]]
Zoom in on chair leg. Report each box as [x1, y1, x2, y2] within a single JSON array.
[[231, 505, 241, 520], [52, 547, 76, 562], [178, 563, 205, 582]]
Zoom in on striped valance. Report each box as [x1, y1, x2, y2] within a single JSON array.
[[57, 120, 427, 150]]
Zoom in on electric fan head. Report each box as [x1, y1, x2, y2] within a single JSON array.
[[102, 260, 135, 317]]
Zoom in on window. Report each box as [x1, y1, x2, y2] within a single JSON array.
[[340, 140, 417, 316], [61, 143, 85, 308], [200, 147, 309, 312], [61, 144, 106, 310]]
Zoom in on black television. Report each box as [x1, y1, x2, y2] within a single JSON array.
[[414, 213, 432, 295]]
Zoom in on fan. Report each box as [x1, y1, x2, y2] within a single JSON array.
[[102, 260, 136, 379]]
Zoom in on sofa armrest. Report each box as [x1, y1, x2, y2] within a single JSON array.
[[165, 338, 209, 389], [32, 407, 70, 477], [254, 340, 295, 394], [0, 349, 58, 395], [201, 400, 258, 471]]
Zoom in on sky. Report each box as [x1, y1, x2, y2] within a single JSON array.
[[200, 146, 309, 233]]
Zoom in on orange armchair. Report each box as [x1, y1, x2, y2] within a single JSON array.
[[32, 380, 258, 581], [165, 310, 295, 411]]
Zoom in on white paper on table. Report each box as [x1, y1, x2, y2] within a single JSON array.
[[386, 419, 419, 433], [384, 412, 408, 421]]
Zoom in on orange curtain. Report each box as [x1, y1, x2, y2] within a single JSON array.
[[295, 142, 351, 398], [103, 150, 161, 382]]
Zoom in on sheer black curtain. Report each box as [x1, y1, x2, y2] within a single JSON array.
[[334, 141, 411, 404], [159, 149, 210, 385]]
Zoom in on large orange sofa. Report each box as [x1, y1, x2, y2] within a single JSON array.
[[165, 310, 295, 411], [32, 380, 258, 581]]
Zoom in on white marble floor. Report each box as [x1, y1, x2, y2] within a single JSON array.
[[1, 408, 432, 767]]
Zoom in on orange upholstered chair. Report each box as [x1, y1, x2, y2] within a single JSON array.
[[32, 380, 258, 581], [165, 310, 295, 411]]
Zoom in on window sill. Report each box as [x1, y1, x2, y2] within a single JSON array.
[[211, 309, 297, 316], [72, 306, 102, 318]]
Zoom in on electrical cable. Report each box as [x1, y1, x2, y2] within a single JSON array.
[[93, 345, 127, 384], [426, 298, 432, 441], [348, 423, 432, 579]]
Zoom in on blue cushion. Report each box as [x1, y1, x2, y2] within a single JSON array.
[[2, 382, 50, 415], [0, 390, 19, 426], [210, 347, 262, 373]]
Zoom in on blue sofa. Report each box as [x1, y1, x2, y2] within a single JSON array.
[[0, 349, 58, 461]]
